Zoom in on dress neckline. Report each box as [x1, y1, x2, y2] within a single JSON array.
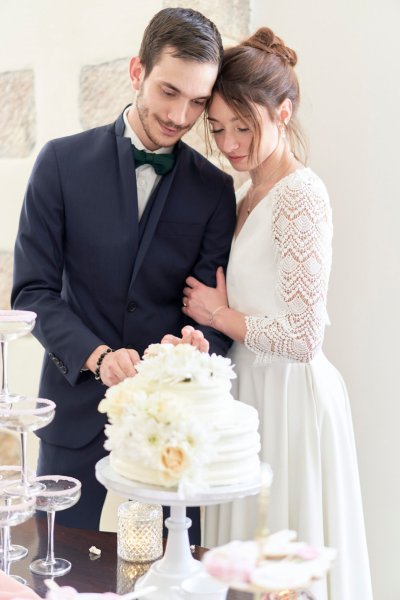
[[233, 167, 310, 242]]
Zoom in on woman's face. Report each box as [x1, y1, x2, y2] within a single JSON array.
[[207, 93, 280, 171]]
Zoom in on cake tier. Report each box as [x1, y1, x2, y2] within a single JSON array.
[[110, 401, 261, 488]]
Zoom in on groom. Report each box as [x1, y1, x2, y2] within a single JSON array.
[[12, 7, 236, 543]]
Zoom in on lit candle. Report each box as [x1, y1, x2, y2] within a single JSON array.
[[117, 501, 163, 563]]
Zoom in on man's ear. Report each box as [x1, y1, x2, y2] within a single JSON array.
[[129, 57, 145, 91]]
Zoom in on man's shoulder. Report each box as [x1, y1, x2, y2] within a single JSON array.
[[178, 140, 231, 183], [48, 121, 115, 151], [31, 121, 118, 177]]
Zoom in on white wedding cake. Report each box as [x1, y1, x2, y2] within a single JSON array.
[[98, 343, 260, 492]]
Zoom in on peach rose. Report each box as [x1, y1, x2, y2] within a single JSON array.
[[161, 446, 188, 476]]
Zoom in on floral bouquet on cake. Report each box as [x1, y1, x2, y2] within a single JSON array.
[[98, 343, 235, 494]]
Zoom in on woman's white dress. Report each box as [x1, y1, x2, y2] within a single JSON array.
[[203, 168, 373, 600]]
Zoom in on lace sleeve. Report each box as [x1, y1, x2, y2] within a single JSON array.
[[244, 171, 333, 363]]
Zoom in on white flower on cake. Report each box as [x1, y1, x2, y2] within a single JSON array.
[[99, 344, 239, 493], [139, 342, 236, 384]]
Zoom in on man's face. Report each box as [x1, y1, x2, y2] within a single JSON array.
[[129, 47, 218, 150]]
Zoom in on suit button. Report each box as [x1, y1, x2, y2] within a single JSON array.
[[126, 344, 134, 349], [127, 302, 136, 312]]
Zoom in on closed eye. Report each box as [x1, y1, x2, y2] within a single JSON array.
[[193, 99, 207, 106], [162, 89, 176, 97]]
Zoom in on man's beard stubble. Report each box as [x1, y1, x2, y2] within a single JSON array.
[[136, 89, 194, 148]]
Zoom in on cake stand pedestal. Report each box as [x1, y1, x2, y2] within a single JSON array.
[[96, 457, 262, 600]]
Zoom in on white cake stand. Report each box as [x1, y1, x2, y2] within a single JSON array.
[[95, 457, 262, 600]]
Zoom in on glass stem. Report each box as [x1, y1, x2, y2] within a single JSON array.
[[5, 525, 11, 552], [5, 497, 12, 551], [20, 431, 29, 489], [0, 340, 9, 396], [2, 525, 10, 574], [45, 510, 56, 565]]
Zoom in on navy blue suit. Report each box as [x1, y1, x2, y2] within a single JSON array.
[[12, 109, 236, 541]]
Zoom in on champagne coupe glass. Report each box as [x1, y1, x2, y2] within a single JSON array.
[[30, 475, 81, 576], [0, 494, 35, 584], [0, 310, 36, 403], [0, 465, 34, 561], [0, 398, 56, 496]]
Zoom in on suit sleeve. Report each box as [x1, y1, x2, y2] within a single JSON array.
[[11, 141, 105, 386], [188, 173, 236, 356]]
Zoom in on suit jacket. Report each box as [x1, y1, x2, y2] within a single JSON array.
[[12, 110, 236, 449]]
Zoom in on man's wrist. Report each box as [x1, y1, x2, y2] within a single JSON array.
[[94, 348, 114, 384], [84, 345, 111, 374]]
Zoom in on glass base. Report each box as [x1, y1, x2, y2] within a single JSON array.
[[5, 480, 46, 497], [9, 573, 27, 585], [0, 543, 28, 561], [30, 557, 72, 576]]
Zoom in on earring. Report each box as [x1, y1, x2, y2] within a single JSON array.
[[281, 118, 289, 142]]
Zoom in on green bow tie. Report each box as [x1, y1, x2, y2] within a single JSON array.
[[132, 145, 175, 176]]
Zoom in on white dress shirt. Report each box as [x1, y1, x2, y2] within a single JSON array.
[[123, 107, 174, 220]]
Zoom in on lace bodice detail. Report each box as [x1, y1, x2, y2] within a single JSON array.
[[244, 169, 332, 363]]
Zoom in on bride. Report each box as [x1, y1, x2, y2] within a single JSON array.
[[178, 27, 373, 600]]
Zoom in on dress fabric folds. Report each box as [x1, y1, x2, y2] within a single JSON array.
[[203, 169, 373, 600]]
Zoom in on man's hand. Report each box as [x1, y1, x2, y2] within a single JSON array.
[[161, 325, 209, 353], [85, 345, 140, 387]]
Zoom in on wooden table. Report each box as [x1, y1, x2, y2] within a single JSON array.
[[10, 515, 251, 599]]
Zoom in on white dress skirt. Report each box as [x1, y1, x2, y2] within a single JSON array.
[[203, 169, 373, 600]]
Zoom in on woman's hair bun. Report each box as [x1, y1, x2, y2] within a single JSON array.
[[243, 27, 297, 67]]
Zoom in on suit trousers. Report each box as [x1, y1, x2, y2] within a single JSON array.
[[37, 432, 201, 544], [37, 431, 109, 530]]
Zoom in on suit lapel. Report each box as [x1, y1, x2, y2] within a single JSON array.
[[114, 113, 139, 260], [114, 110, 185, 288], [129, 162, 179, 284]]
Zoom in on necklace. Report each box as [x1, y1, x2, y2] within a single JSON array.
[[245, 152, 296, 217]]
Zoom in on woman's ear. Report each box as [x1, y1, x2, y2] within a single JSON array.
[[278, 98, 293, 125]]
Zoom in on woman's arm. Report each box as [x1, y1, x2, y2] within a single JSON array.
[[184, 174, 333, 363]]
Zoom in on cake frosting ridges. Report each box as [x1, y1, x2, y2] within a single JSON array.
[[99, 343, 260, 493]]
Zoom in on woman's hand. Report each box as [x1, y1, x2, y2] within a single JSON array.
[[182, 267, 228, 327], [161, 325, 209, 353]]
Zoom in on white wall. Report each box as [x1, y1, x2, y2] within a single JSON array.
[[1, 1, 399, 598], [251, 1, 399, 598], [0, 0, 161, 249]]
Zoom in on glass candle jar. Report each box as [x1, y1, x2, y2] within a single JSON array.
[[117, 501, 163, 563]]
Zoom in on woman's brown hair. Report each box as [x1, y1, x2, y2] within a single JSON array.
[[208, 27, 307, 162]]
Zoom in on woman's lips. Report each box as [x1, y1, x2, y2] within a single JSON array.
[[228, 155, 246, 163]]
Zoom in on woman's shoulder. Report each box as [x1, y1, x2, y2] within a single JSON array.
[[275, 167, 330, 208]]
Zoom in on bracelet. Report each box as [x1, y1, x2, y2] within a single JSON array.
[[209, 305, 228, 327], [94, 348, 113, 384]]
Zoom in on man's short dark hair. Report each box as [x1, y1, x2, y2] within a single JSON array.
[[139, 7, 223, 76]]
